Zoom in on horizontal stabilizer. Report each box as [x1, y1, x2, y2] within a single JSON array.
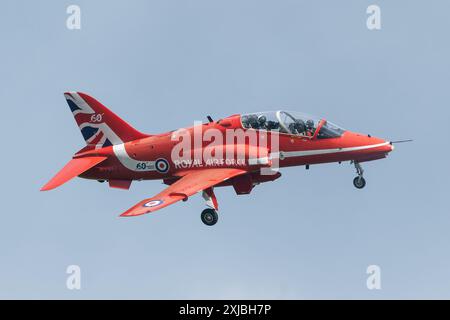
[[41, 156, 107, 191]]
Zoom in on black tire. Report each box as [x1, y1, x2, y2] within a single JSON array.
[[353, 176, 366, 189], [201, 208, 218, 226]]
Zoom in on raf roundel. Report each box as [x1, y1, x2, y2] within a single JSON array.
[[143, 200, 164, 208], [155, 158, 169, 173]]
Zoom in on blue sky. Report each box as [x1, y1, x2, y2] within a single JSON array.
[[1, 0, 449, 299]]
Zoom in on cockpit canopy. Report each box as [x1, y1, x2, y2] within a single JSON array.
[[241, 110, 345, 139]]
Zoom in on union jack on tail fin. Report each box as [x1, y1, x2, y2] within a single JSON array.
[[64, 92, 148, 150]]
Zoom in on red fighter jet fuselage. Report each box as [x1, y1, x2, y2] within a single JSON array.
[[41, 92, 397, 226]]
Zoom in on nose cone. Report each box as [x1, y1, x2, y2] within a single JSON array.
[[370, 137, 395, 154], [344, 131, 394, 160], [386, 141, 395, 153], [365, 136, 395, 160], [374, 138, 394, 153]]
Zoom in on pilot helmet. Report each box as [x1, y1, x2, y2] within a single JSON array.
[[295, 119, 306, 132], [257, 115, 267, 125], [248, 115, 259, 128], [241, 115, 249, 126]]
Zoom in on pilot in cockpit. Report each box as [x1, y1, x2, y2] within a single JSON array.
[[242, 113, 281, 131], [289, 119, 306, 135], [305, 119, 315, 137], [257, 115, 267, 129], [266, 120, 280, 131], [258, 115, 281, 131], [245, 114, 259, 129]]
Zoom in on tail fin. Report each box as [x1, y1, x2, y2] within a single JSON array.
[[64, 92, 149, 149]]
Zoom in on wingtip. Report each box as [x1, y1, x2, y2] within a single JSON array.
[[119, 212, 132, 217], [40, 183, 54, 191], [119, 210, 150, 218], [119, 205, 152, 217]]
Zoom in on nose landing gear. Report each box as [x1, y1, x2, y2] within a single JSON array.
[[352, 161, 366, 189]]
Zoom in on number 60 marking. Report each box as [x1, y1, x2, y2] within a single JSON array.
[[136, 163, 148, 170], [90, 114, 103, 122]]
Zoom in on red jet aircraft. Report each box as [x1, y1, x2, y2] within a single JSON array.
[[41, 92, 399, 226]]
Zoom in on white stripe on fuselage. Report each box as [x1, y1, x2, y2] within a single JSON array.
[[248, 157, 269, 165], [113, 143, 156, 172], [113, 142, 389, 172], [273, 141, 390, 159]]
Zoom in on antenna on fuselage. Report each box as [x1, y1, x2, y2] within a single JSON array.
[[207, 115, 214, 123]]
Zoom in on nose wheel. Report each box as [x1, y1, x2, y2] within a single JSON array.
[[352, 161, 366, 189], [353, 176, 366, 189], [201, 208, 218, 226]]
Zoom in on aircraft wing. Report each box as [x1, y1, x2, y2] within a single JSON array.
[[120, 168, 247, 217]]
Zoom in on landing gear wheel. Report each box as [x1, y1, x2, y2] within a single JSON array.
[[353, 176, 366, 189], [352, 161, 366, 189], [201, 208, 218, 226]]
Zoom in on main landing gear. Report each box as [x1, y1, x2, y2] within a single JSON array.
[[352, 161, 366, 189], [201, 208, 219, 226], [201, 188, 219, 226]]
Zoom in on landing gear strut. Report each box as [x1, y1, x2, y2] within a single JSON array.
[[201, 208, 218, 226], [352, 161, 366, 189], [201, 188, 219, 226]]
